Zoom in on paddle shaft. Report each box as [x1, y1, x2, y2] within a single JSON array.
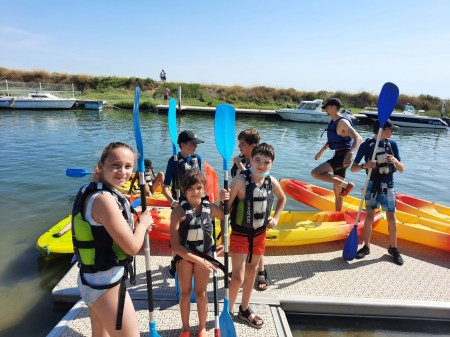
[[354, 127, 384, 225]]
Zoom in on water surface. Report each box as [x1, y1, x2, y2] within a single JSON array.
[[0, 109, 448, 336]]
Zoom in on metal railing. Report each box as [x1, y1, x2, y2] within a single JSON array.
[[0, 80, 81, 97]]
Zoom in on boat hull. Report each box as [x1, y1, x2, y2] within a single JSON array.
[[276, 110, 331, 123], [11, 99, 76, 109], [362, 111, 448, 129], [280, 179, 450, 252]]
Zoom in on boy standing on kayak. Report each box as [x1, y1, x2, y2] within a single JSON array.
[[221, 143, 286, 328], [350, 119, 405, 265], [311, 98, 362, 211]]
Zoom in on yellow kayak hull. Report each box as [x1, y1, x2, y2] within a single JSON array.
[[36, 215, 73, 256]]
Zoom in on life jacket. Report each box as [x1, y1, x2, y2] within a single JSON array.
[[230, 169, 274, 262], [231, 154, 251, 178], [72, 182, 134, 275], [365, 138, 397, 178], [326, 116, 354, 150], [144, 170, 155, 188], [178, 195, 214, 253], [71, 181, 135, 330], [171, 153, 200, 197]]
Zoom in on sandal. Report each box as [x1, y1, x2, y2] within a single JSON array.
[[256, 269, 269, 291], [339, 182, 355, 197], [238, 305, 264, 329], [179, 332, 190, 337]]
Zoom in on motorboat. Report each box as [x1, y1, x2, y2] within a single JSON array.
[[0, 97, 15, 108], [361, 105, 448, 129], [1, 92, 76, 109], [276, 99, 356, 124]]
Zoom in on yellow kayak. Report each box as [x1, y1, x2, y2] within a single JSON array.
[[280, 179, 450, 252], [215, 210, 381, 247], [36, 215, 73, 256]]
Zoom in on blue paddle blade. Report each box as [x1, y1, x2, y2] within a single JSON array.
[[66, 168, 92, 178], [168, 98, 178, 154], [377, 82, 399, 127], [342, 226, 358, 261], [132, 86, 144, 173], [219, 298, 237, 337], [214, 104, 236, 171]]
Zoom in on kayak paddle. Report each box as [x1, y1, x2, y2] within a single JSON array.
[[214, 103, 237, 337], [205, 161, 221, 336], [168, 97, 181, 200], [343, 82, 399, 261], [66, 168, 92, 178], [132, 86, 161, 337]]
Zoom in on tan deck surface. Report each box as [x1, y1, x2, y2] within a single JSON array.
[[49, 231, 450, 336]]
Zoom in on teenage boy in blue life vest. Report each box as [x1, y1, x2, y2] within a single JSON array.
[[162, 130, 204, 277], [311, 98, 362, 211], [221, 143, 286, 329], [350, 119, 405, 265]]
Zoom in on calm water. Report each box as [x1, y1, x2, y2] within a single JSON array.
[[0, 109, 449, 336]]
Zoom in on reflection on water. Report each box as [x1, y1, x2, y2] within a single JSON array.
[[0, 109, 448, 336], [288, 314, 450, 336]]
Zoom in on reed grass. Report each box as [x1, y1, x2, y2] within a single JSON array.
[[0, 67, 445, 116]]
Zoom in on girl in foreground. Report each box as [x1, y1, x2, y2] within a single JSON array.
[[170, 170, 224, 337], [72, 142, 153, 337]]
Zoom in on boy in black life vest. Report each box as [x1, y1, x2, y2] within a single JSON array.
[[221, 143, 286, 329], [350, 119, 405, 265]]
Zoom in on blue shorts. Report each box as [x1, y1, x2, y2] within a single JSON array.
[[365, 180, 396, 212]]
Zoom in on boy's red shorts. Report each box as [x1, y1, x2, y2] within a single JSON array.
[[230, 231, 266, 256]]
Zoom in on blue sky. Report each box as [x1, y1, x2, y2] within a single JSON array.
[[1, 0, 449, 98]]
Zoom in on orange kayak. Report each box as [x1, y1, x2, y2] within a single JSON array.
[[396, 193, 450, 230], [280, 179, 450, 252]]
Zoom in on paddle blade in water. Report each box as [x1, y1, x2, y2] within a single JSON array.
[[168, 98, 178, 152], [219, 298, 236, 337], [132, 86, 144, 173], [343, 226, 358, 261], [66, 168, 92, 178], [214, 104, 235, 171], [377, 82, 399, 126]]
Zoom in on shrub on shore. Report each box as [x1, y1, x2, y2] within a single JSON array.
[[0, 67, 445, 115]]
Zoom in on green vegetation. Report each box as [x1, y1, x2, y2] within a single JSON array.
[[0, 67, 446, 116]]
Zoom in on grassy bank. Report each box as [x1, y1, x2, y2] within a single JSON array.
[[0, 67, 446, 116]]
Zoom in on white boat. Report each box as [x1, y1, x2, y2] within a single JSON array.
[[276, 99, 356, 124], [0, 97, 15, 108], [361, 105, 448, 129], [1, 92, 76, 109]]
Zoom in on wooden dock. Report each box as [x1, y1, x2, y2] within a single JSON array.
[[47, 232, 450, 336], [155, 104, 281, 120]]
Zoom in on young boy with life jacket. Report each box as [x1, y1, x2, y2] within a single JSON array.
[[71, 142, 154, 336], [163, 130, 205, 277], [230, 128, 270, 291], [350, 119, 405, 265], [129, 159, 165, 196], [169, 170, 225, 337], [221, 143, 286, 329], [311, 98, 362, 211]]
